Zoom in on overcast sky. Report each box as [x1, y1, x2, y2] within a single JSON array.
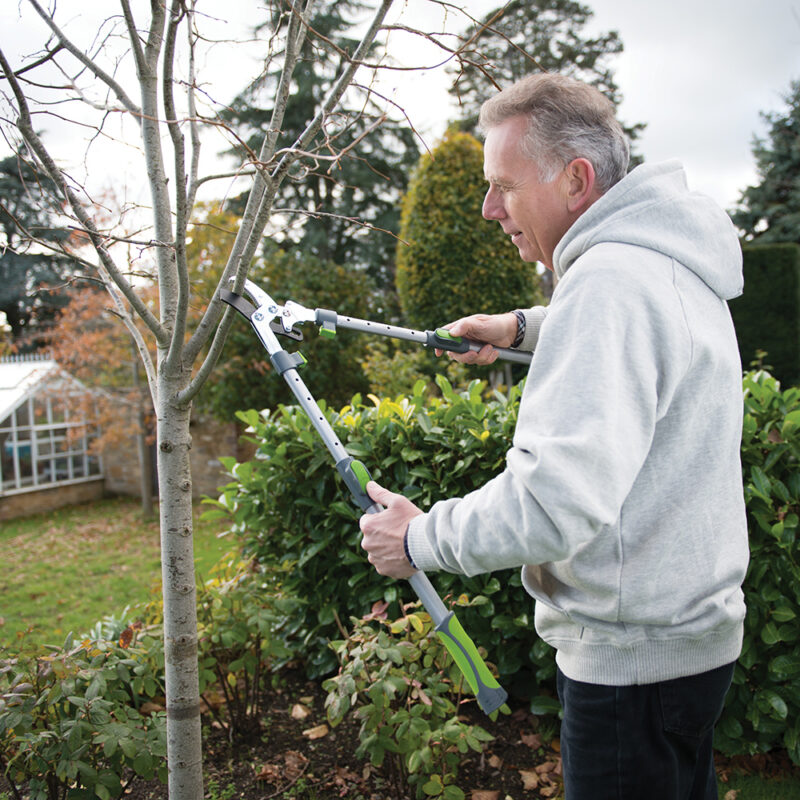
[[1, 1, 799, 214], [384, 0, 800, 212]]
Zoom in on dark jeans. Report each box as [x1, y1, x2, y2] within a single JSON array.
[[556, 661, 735, 800]]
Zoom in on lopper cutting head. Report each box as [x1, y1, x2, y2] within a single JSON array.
[[240, 279, 315, 334]]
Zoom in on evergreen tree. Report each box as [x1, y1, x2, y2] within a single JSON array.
[[0, 152, 77, 349], [223, 2, 419, 290], [396, 130, 541, 331], [732, 80, 800, 244], [448, 0, 643, 147]]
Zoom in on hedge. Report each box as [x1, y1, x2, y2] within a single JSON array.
[[730, 243, 800, 384], [209, 369, 800, 761]]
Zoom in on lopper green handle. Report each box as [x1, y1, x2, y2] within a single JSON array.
[[433, 608, 508, 714]]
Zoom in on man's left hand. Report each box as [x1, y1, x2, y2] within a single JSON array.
[[359, 481, 422, 579]]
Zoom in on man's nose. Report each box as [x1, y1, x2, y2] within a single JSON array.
[[482, 187, 505, 221]]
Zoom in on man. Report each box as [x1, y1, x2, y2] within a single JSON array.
[[360, 73, 748, 800]]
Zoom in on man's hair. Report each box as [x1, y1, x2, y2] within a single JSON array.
[[478, 73, 630, 194]]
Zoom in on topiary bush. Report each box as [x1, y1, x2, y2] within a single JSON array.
[[715, 369, 800, 763]]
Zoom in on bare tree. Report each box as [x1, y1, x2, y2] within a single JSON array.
[[0, 2, 502, 797]]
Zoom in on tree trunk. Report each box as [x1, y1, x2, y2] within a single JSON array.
[[133, 353, 155, 520], [156, 380, 202, 799]]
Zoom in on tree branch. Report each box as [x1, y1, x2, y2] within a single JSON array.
[[162, 0, 192, 373], [124, 0, 178, 343], [24, 0, 142, 119]]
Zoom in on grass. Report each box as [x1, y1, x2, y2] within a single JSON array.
[[0, 496, 234, 647], [719, 774, 800, 799]]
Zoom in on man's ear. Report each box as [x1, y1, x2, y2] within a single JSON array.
[[564, 158, 599, 213]]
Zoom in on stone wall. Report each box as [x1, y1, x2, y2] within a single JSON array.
[[103, 415, 249, 500], [0, 478, 105, 521]]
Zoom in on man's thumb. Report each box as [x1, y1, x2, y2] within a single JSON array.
[[366, 480, 392, 504]]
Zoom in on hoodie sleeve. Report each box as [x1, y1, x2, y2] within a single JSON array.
[[517, 306, 548, 352], [406, 253, 692, 576]]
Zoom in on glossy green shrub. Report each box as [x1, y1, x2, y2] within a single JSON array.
[[715, 370, 800, 762], [0, 630, 167, 800], [207, 376, 550, 684], [323, 603, 494, 800], [196, 557, 301, 740]]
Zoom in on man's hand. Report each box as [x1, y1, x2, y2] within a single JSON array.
[[438, 312, 518, 365], [359, 481, 422, 579]]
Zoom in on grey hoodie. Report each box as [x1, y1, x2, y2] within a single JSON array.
[[406, 160, 749, 685]]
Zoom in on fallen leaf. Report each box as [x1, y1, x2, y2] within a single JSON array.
[[284, 750, 308, 780], [550, 738, 561, 752], [334, 766, 360, 783], [535, 760, 558, 775], [299, 695, 315, 705], [520, 731, 542, 749], [255, 763, 281, 782], [470, 791, 500, 800], [519, 770, 539, 790], [540, 786, 559, 798], [139, 701, 165, 715], [724, 792, 739, 800], [302, 723, 329, 740], [488, 754, 504, 769], [291, 703, 311, 720]]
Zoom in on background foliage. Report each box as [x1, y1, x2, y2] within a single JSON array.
[[0, 151, 78, 350], [732, 79, 800, 245], [221, 0, 419, 292]]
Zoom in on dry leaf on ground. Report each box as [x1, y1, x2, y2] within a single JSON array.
[[519, 769, 539, 790], [470, 791, 500, 800], [520, 731, 542, 749], [302, 723, 329, 740], [291, 703, 311, 720]]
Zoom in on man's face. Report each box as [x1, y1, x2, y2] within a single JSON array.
[[482, 115, 574, 270]]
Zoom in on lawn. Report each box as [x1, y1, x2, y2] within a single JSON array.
[[0, 496, 234, 647]]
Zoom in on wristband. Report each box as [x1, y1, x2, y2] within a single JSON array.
[[511, 309, 526, 348], [403, 529, 418, 570]]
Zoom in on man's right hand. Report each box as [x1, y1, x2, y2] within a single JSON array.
[[437, 312, 518, 365]]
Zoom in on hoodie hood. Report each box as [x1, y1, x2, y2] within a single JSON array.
[[553, 160, 743, 300]]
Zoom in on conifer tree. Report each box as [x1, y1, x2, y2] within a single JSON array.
[[732, 80, 800, 244]]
